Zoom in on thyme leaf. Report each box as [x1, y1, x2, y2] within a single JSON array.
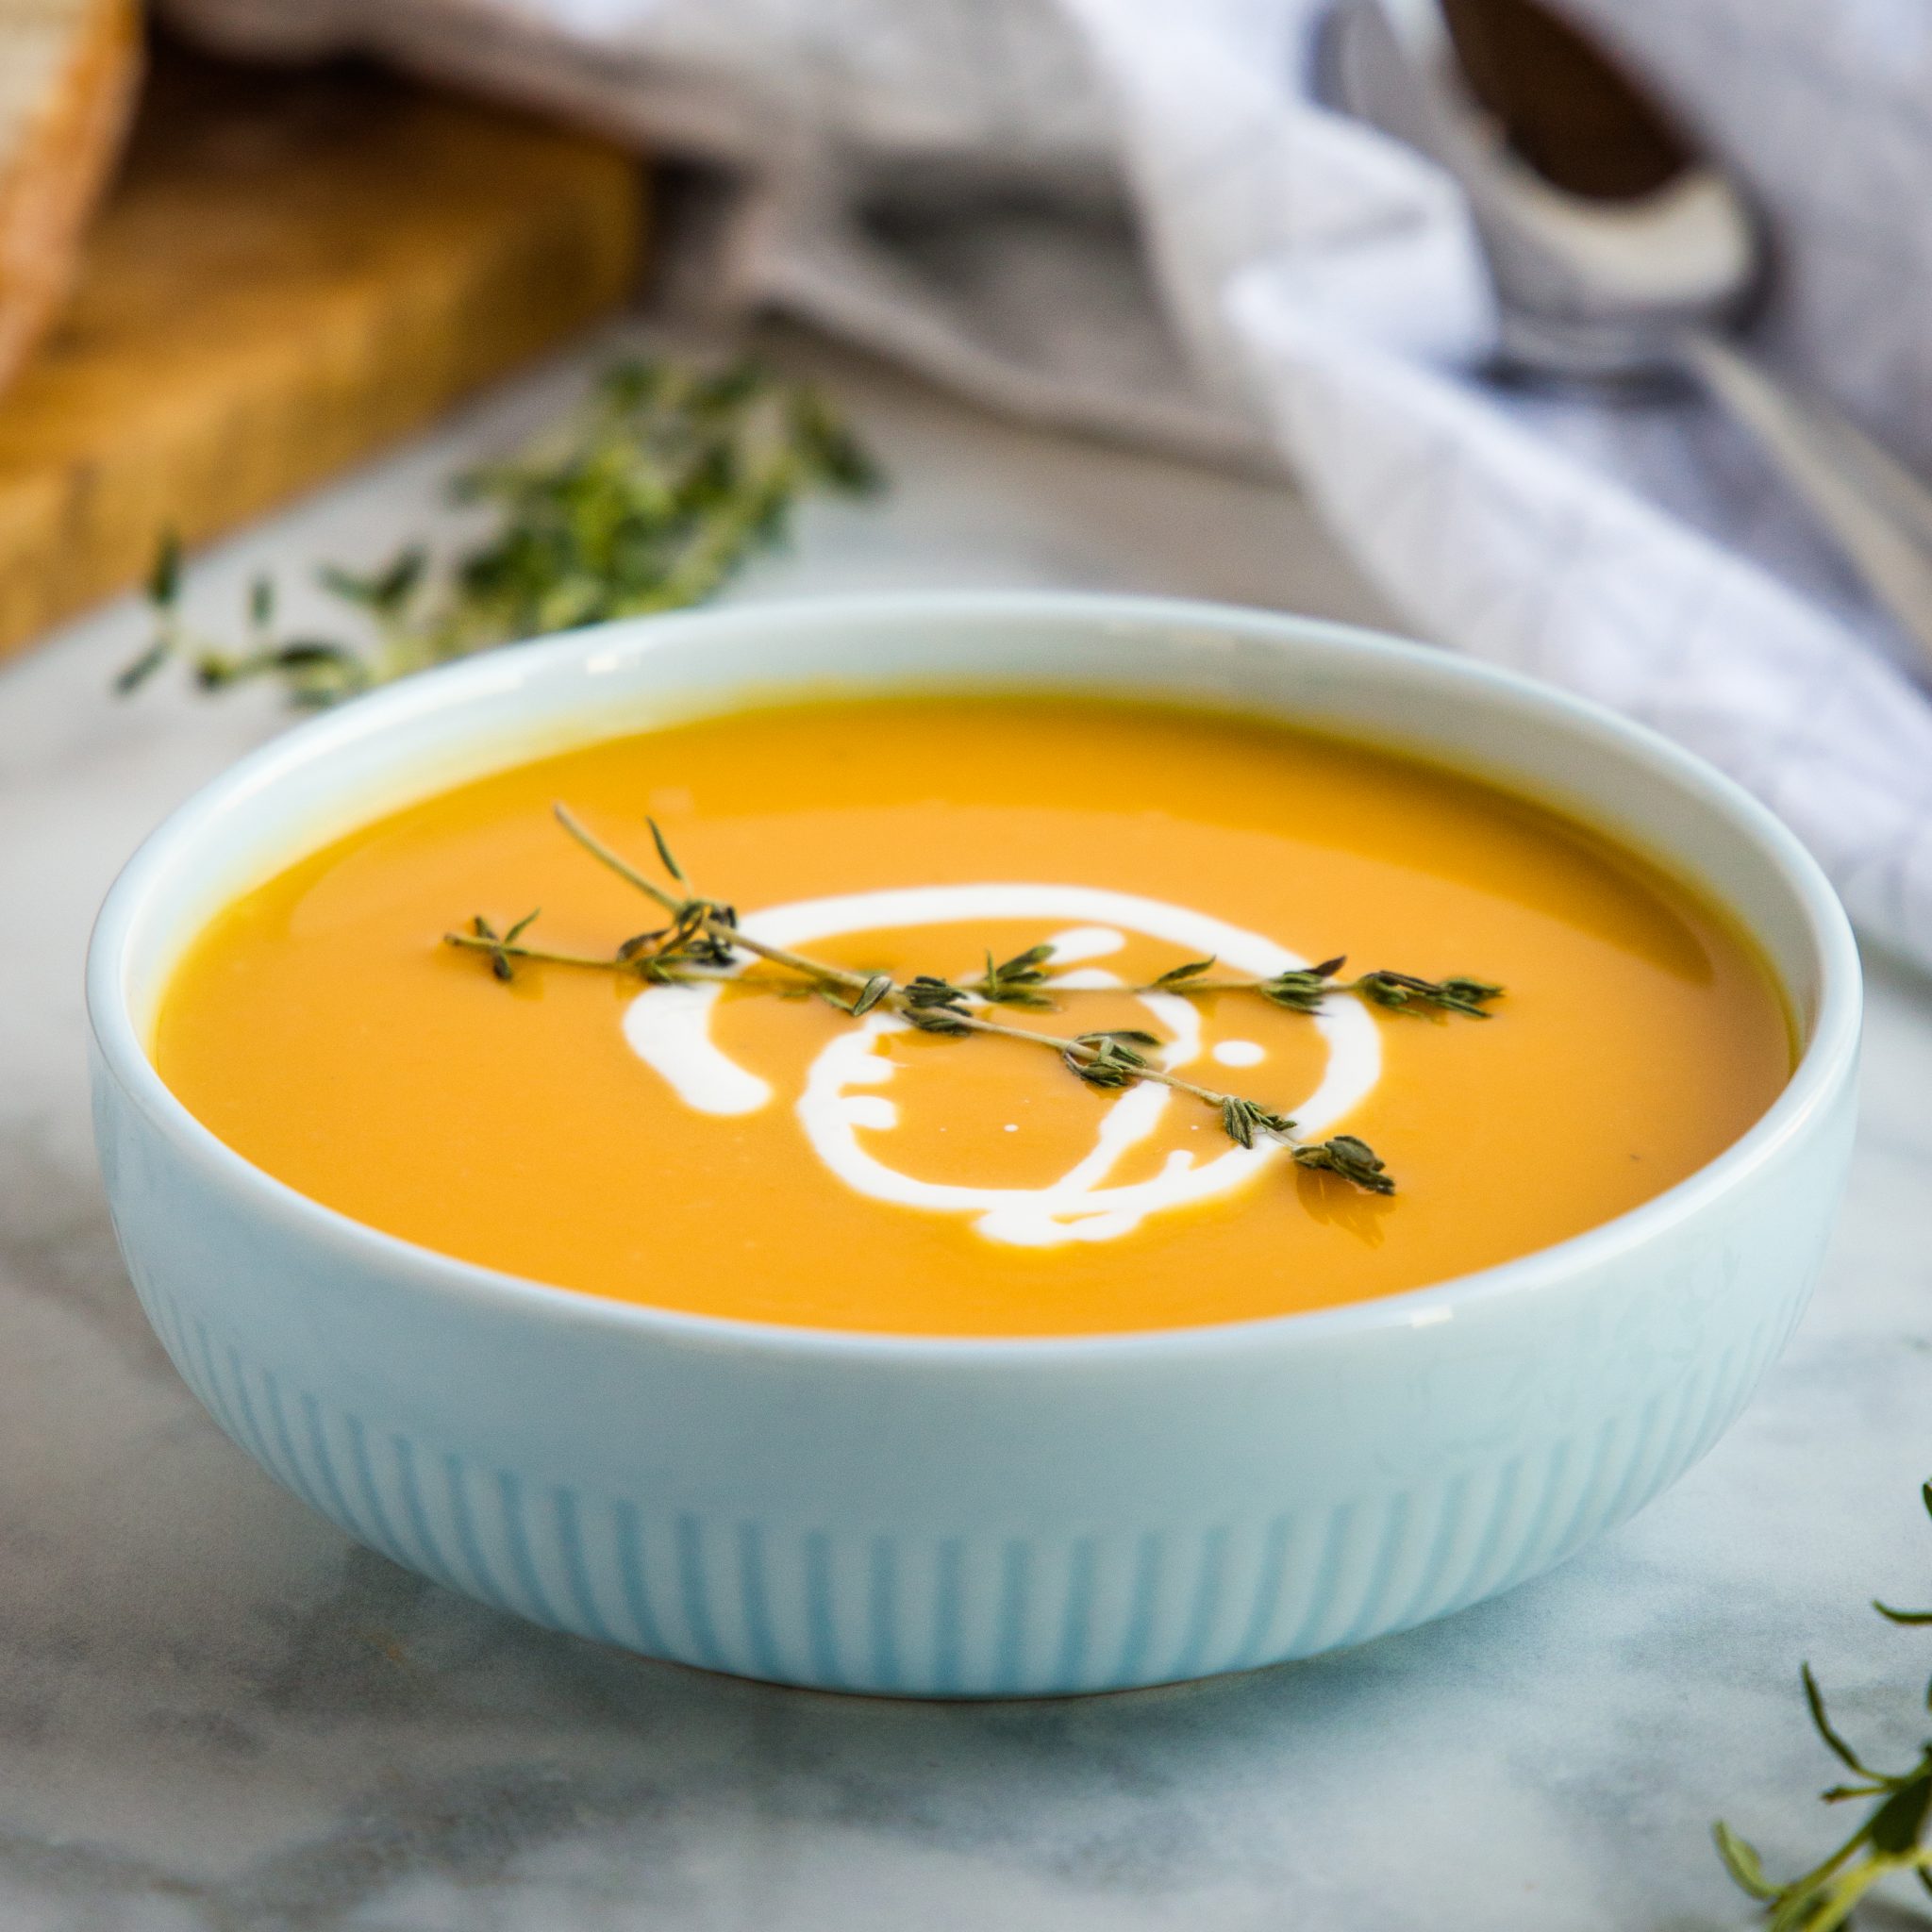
[[1152, 957, 1217, 989], [117, 357, 882, 708], [1354, 970, 1506, 1019], [848, 973, 895, 1018], [1290, 1133, 1393, 1195], [902, 1005, 974, 1037], [1254, 958, 1344, 1013], [1062, 1030, 1160, 1090], [902, 975, 971, 1012], [1220, 1096, 1297, 1149], [970, 943, 1060, 1008]]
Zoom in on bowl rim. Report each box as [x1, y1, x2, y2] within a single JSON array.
[[87, 589, 1863, 1366]]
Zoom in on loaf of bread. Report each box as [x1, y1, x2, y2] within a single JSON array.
[[0, 0, 141, 394]]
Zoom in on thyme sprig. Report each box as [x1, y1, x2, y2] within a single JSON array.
[[1716, 1479, 1932, 1929], [901, 950, 1501, 1023], [1143, 955, 1503, 1018], [444, 808, 1430, 1196], [117, 358, 881, 708]]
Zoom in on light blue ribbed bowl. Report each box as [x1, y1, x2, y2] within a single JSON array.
[[87, 593, 1860, 1697]]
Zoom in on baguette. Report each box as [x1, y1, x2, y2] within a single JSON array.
[[0, 0, 142, 394]]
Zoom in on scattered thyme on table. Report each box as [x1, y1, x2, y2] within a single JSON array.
[[116, 358, 882, 708], [1716, 1479, 1932, 1930], [446, 806, 1507, 1201]]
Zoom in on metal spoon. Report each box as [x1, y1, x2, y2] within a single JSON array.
[[1317, 0, 1932, 662]]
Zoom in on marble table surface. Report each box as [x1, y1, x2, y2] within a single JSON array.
[[4, 324, 1930, 1932]]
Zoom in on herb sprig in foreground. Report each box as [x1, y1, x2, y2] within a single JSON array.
[[446, 810, 1507, 1201], [118, 358, 880, 708], [1716, 1480, 1932, 1929]]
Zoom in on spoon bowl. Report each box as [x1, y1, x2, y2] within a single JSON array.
[[1319, 0, 1932, 660], [1318, 0, 1760, 382]]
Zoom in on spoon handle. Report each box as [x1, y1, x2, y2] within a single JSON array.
[[1681, 329, 1932, 664]]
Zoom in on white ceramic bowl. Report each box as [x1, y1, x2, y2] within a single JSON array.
[[88, 593, 1860, 1697]]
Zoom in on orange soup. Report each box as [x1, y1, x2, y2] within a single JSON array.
[[152, 695, 1793, 1336]]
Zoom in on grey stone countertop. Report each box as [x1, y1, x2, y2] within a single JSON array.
[[3, 325, 1929, 1932]]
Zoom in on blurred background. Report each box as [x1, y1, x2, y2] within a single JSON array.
[[8, 6, 1932, 1928], [10, 0, 1932, 966]]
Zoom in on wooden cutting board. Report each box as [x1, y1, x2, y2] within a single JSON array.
[[0, 42, 645, 659]]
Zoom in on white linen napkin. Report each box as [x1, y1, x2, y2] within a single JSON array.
[[166, 0, 1932, 967]]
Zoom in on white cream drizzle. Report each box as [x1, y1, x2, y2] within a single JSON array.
[[619, 885, 1380, 1247]]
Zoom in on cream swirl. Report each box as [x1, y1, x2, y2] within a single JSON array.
[[622, 885, 1380, 1247]]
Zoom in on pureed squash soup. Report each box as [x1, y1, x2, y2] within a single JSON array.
[[152, 693, 1794, 1337]]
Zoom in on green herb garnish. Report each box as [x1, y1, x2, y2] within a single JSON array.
[[906, 952, 1502, 1024], [969, 943, 1059, 1009], [1716, 1479, 1932, 1928], [118, 357, 881, 708], [1141, 954, 1501, 1018], [441, 809, 1509, 1201]]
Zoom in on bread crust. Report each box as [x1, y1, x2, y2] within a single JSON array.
[[0, 0, 143, 395]]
